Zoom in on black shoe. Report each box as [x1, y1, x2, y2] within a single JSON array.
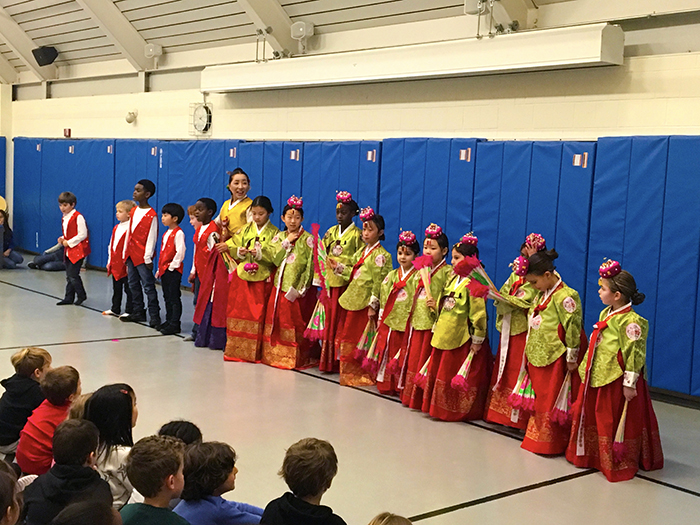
[[120, 313, 146, 323], [28, 262, 38, 269], [159, 324, 180, 335], [149, 319, 162, 329], [56, 299, 73, 306], [74, 296, 87, 306]]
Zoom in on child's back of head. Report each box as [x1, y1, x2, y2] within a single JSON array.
[[126, 435, 185, 500], [0, 469, 19, 525], [180, 441, 236, 501], [84, 384, 135, 457], [53, 419, 99, 466], [158, 420, 202, 446], [50, 501, 120, 525], [280, 438, 338, 500], [368, 513, 412, 525], [10, 347, 52, 378], [68, 393, 92, 420], [40, 366, 80, 407]]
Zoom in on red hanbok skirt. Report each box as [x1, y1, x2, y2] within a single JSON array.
[[428, 340, 493, 422], [336, 308, 375, 387], [224, 273, 272, 363], [318, 286, 346, 373], [261, 288, 317, 370], [374, 323, 404, 395], [566, 372, 663, 482], [401, 329, 433, 410], [484, 331, 529, 430]]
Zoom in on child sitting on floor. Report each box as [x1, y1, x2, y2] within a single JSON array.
[[174, 441, 263, 524], [120, 436, 188, 525], [16, 366, 81, 475], [261, 438, 346, 525], [0, 348, 52, 460]]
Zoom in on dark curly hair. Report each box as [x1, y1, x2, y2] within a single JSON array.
[[181, 442, 237, 500]]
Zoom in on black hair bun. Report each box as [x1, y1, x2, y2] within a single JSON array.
[[631, 291, 646, 305], [544, 248, 559, 261]]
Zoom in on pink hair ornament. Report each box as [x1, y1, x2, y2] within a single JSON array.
[[398, 230, 417, 245], [425, 223, 443, 239], [460, 232, 478, 246], [336, 191, 352, 204], [525, 233, 546, 252], [510, 256, 529, 277], [599, 259, 621, 279], [359, 207, 375, 222], [287, 195, 303, 208]]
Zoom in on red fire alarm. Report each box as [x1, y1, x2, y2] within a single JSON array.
[[63, 128, 71, 138]]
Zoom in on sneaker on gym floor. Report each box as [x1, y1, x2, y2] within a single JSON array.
[[102, 310, 118, 317]]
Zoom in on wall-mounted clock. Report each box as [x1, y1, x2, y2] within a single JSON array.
[[192, 103, 212, 134]]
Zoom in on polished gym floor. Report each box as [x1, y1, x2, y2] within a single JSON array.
[[1, 267, 699, 524]]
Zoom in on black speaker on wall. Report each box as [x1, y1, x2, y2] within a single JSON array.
[[31, 46, 58, 67]]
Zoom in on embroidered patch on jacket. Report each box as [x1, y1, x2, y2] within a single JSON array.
[[272, 234, 280, 243], [516, 289, 526, 298], [306, 237, 314, 248], [383, 274, 390, 284], [375, 254, 386, 267], [418, 288, 427, 299], [530, 314, 542, 330], [332, 244, 343, 256], [443, 297, 456, 311], [397, 289, 408, 302], [626, 323, 642, 341], [287, 253, 296, 264], [562, 296, 577, 313]]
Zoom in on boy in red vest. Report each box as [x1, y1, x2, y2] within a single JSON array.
[[157, 203, 186, 335], [184, 198, 219, 342], [121, 179, 161, 328], [103, 200, 135, 317], [56, 192, 90, 306]]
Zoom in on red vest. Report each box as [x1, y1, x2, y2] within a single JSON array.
[[64, 211, 90, 264], [107, 225, 128, 280], [125, 207, 156, 266], [193, 222, 220, 278], [157, 227, 184, 278]]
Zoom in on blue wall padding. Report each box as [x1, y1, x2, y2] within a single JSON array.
[[401, 139, 428, 242], [379, 139, 404, 259], [624, 137, 669, 386], [339, 142, 360, 202], [358, 141, 381, 213], [262, 142, 284, 229], [446, 139, 478, 245], [318, 142, 342, 232], [12, 138, 43, 251], [653, 137, 700, 394], [421, 139, 451, 237], [223, 140, 241, 205], [281, 142, 304, 224], [584, 137, 632, 332], [39, 140, 73, 255], [0, 137, 6, 198], [526, 143, 562, 246], [299, 142, 322, 227], [238, 141, 265, 194], [472, 141, 504, 343], [555, 142, 596, 317], [114, 140, 160, 205], [495, 142, 533, 292]]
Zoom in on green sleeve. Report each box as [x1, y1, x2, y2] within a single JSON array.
[[553, 290, 583, 349], [372, 253, 393, 302], [469, 293, 488, 340], [621, 318, 648, 375]]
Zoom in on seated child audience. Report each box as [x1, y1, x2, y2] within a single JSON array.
[[0, 209, 23, 269], [0, 468, 20, 525], [27, 245, 65, 272], [120, 435, 189, 525], [174, 441, 263, 525], [0, 348, 52, 459], [367, 513, 412, 525], [49, 501, 122, 525], [16, 366, 81, 475], [85, 384, 138, 509], [158, 421, 202, 446], [68, 393, 92, 421], [261, 438, 346, 525], [22, 419, 112, 525]]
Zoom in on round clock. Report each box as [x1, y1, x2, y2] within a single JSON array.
[[193, 104, 212, 133]]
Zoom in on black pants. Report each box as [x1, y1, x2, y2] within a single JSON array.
[[192, 276, 200, 336], [64, 257, 86, 302], [111, 276, 133, 315], [161, 270, 182, 329]]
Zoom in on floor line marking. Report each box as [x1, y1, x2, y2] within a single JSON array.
[[636, 474, 700, 498], [407, 470, 596, 522], [0, 334, 166, 352]]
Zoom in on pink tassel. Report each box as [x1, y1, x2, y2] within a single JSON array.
[[362, 356, 379, 375], [412, 254, 433, 270], [450, 350, 475, 392], [612, 442, 627, 463], [413, 356, 431, 389], [466, 279, 490, 299], [386, 349, 401, 376], [451, 374, 469, 391], [612, 399, 629, 462], [453, 255, 481, 277]]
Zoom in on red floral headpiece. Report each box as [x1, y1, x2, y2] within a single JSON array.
[[359, 207, 375, 222], [425, 223, 443, 239], [599, 259, 621, 279], [287, 195, 303, 209], [525, 233, 546, 252], [336, 191, 352, 204], [398, 230, 417, 245], [460, 232, 478, 246], [510, 256, 529, 277]]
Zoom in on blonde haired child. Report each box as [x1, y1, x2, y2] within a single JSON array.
[[104, 200, 135, 317]]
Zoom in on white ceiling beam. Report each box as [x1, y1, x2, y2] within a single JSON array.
[[0, 6, 56, 80], [75, 0, 151, 71], [0, 53, 17, 84], [237, 0, 296, 55]]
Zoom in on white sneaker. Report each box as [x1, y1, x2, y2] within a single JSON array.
[[119, 313, 130, 319], [102, 310, 117, 317]]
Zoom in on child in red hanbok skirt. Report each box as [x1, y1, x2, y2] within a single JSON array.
[[566, 260, 663, 481]]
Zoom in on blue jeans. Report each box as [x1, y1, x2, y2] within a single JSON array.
[[126, 259, 161, 323], [1, 250, 23, 269]]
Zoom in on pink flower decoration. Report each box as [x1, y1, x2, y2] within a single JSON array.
[[460, 232, 478, 246], [287, 195, 303, 208], [360, 207, 375, 222], [525, 233, 546, 252], [399, 230, 416, 245], [599, 259, 621, 279], [510, 256, 529, 277], [243, 262, 259, 274], [336, 191, 352, 204], [425, 223, 443, 239]]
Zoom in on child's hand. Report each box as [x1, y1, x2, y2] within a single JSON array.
[[470, 342, 482, 354], [327, 258, 338, 269], [368, 307, 377, 319], [215, 242, 229, 254], [248, 247, 257, 256], [426, 298, 437, 309], [287, 231, 301, 243], [61, 240, 69, 247], [623, 386, 637, 402], [188, 274, 195, 284], [567, 361, 578, 372], [3, 249, 9, 257], [57, 236, 64, 244]]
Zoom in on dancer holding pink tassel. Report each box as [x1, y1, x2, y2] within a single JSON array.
[[484, 233, 546, 430], [400, 224, 451, 409], [519, 248, 586, 455], [365, 231, 419, 395], [419, 233, 494, 422], [566, 260, 663, 481]]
